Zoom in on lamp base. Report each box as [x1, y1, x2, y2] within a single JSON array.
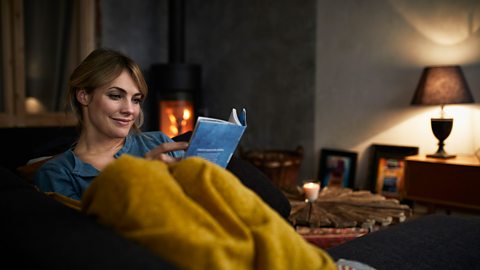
[[426, 152, 456, 159], [428, 118, 455, 159]]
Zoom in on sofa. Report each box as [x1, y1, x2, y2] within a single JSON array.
[[2, 127, 480, 269]]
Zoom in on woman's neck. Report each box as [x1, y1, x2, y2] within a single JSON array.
[[73, 132, 127, 171], [74, 132, 126, 156]]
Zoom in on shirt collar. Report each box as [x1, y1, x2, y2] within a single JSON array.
[[70, 150, 99, 177], [71, 135, 132, 177], [114, 134, 131, 158]]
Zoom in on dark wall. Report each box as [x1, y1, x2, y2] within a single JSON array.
[[101, 0, 317, 180]]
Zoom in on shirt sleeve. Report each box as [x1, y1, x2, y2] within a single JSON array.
[[149, 131, 185, 158], [34, 163, 81, 201]]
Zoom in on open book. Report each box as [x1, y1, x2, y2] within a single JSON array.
[[185, 108, 247, 168]]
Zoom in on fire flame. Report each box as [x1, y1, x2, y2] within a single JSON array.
[[160, 100, 194, 137]]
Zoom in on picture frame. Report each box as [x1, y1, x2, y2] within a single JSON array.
[[318, 148, 358, 189], [369, 144, 419, 198]]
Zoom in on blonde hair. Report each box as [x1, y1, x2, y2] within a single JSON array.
[[67, 48, 148, 132]]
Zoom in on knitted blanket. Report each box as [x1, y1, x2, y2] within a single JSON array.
[[81, 155, 336, 270]]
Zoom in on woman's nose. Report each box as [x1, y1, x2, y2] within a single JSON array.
[[120, 100, 135, 114]]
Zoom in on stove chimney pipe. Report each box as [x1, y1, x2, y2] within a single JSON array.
[[169, 0, 185, 63], [149, 0, 202, 134]]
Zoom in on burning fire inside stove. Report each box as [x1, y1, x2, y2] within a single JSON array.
[[159, 100, 194, 137]]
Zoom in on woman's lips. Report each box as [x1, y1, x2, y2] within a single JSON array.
[[112, 118, 133, 127]]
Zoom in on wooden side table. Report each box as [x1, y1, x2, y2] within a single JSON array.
[[287, 187, 411, 228], [404, 155, 480, 212], [286, 187, 411, 249]]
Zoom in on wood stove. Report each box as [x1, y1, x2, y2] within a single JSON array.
[[149, 0, 202, 137]]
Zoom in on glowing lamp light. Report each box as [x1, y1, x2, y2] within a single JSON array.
[[411, 65, 474, 158]]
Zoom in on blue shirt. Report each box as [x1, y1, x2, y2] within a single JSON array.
[[34, 131, 184, 200]]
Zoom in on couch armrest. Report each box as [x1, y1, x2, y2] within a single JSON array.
[[327, 214, 480, 269]]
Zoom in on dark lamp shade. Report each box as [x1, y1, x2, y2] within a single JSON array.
[[411, 65, 474, 105]]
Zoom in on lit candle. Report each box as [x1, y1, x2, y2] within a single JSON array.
[[303, 182, 320, 202]]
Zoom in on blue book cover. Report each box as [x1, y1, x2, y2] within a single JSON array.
[[185, 108, 247, 168]]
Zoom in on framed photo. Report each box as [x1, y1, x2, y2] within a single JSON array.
[[318, 148, 357, 189], [369, 144, 419, 198]]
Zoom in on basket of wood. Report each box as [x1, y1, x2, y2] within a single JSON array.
[[240, 146, 303, 193]]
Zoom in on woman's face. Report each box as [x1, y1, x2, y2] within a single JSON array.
[[80, 69, 144, 139]]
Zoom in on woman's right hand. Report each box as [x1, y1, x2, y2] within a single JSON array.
[[145, 142, 189, 164]]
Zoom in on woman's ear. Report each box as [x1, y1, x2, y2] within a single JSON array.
[[76, 89, 90, 105]]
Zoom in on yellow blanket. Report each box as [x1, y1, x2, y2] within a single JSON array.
[[81, 155, 336, 270]]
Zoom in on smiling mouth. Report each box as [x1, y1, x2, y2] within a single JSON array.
[[112, 118, 133, 126]]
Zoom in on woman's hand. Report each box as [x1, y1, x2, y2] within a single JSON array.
[[145, 142, 188, 163]]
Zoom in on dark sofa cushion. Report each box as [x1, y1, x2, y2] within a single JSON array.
[[226, 157, 291, 220], [0, 127, 79, 171], [327, 214, 480, 270], [0, 167, 178, 270], [0, 167, 33, 190]]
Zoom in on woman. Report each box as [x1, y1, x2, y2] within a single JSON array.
[[32, 48, 337, 269], [34, 48, 188, 200]]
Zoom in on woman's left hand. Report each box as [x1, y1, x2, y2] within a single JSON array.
[[145, 142, 188, 163]]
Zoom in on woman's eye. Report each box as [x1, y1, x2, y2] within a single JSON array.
[[108, 94, 122, 100], [133, 96, 144, 104]]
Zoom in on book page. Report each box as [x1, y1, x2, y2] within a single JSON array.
[[228, 108, 247, 126]]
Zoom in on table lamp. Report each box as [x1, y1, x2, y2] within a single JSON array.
[[411, 65, 474, 159]]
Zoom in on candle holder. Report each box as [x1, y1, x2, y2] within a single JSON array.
[[306, 200, 313, 224], [303, 181, 320, 203]]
